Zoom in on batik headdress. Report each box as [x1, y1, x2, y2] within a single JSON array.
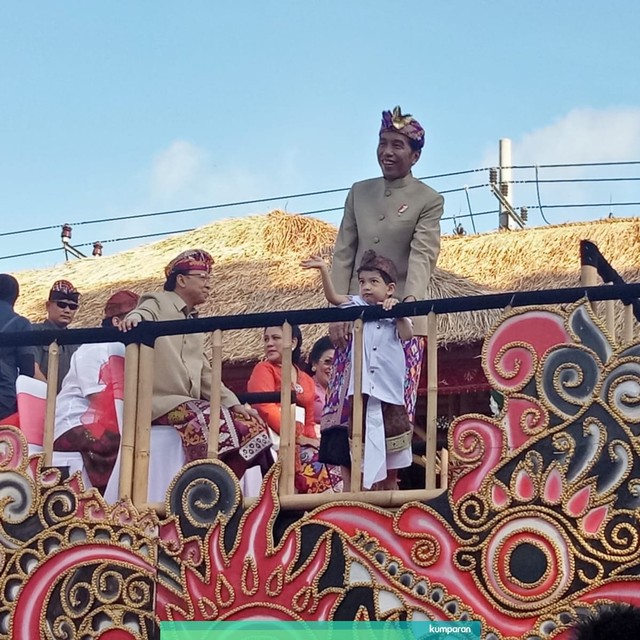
[[164, 249, 214, 278], [380, 106, 425, 149], [49, 280, 80, 302]]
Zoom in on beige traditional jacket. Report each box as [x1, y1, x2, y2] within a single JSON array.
[[331, 174, 444, 335], [125, 291, 240, 419]]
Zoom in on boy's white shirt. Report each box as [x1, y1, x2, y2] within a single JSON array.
[[340, 295, 410, 488]]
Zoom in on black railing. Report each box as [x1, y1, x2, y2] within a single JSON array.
[[2, 283, 640, 349]]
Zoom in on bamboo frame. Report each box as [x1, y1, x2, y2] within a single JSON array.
[[624, 304, 634, 344], [131, 343, 155, 506], [439, 447, 449, 490], [350, 319, 364, 492], [144, 486, 448, 516], [580, 264, 598, 315], [605, 297, 615, 341], [278, 322, 295, 497], [119, 343, 140, 499], [42, 341, 59, 467], [244, 486, 447, 510], [207, 329, 223, 459], [425, 311, 438, 489]]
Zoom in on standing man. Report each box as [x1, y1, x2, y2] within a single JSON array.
[[0, 274, 37, 421], [33, 280, 80, 391], [121, 249, 272, 478], [319, 105, 444, 485]]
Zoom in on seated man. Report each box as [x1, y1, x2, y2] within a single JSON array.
[[121, 249, 272, 478], [0, 274, 37, 422], [54, 290, 139, 492], [33, 280, 81, 391]]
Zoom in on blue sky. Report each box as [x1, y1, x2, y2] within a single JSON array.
[[1, 1, 639, 272]]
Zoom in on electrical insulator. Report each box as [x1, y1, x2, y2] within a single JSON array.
[[520, 207, 528, 222], [92, 241, 103, 257], [489, 167, 498, 184], [61, 224, 72, 242], [500, 182, 509, 197]]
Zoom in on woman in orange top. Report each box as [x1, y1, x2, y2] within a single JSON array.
[[247, 325, 342, 494]]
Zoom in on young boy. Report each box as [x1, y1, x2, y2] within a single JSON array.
[[301, 250, 413, 490]]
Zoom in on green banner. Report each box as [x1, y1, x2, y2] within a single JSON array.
[[160, 620, 482, 640]]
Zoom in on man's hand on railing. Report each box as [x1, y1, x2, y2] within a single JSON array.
[[329, 321, 352, 349], [231, 403, 266, 428], [118, 317, 140, 333]]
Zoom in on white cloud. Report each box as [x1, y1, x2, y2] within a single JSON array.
[[151, 140, 208, 200], [514, 107, 640, 165], [149, 139, 273, 208], [468, 107, 640, 230]]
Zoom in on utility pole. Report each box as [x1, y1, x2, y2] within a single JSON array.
[[489, 138, 526, 230], [499, 138, 512, 229]]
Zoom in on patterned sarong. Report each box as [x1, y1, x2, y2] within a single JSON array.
[[155, 399, 272, 468]]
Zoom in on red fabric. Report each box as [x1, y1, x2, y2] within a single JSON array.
[[247, 361, 316, 438], [79, 355, 124, 440], [0, 412, 19, 427]]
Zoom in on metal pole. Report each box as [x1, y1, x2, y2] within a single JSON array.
[[499, 138, 512, 230]]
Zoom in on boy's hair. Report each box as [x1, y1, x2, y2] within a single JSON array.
[[0, 274, 19, 305], [571, 603, 640, 640], [356, 250, 398, 285]]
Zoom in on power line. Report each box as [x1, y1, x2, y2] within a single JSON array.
[[1, 160, 638, 241], [534, 165, 551, 225], [1, 159, 639, 264], [464, 186, 478, 233], [507, 176, 640, 185]]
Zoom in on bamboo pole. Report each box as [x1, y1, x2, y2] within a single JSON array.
[[439, 447, 449, 490], [132, 343, 155, 506], [278, 322, 295, 497], [580, 263, 599, 314], [425, 311, 438, 490], [119, 343, 140, 499], [624, 304, 634, 344], [245, 486, 447, 510], [207, 329, 223, 459], [350, 319, 364, 492], [605, 298, 616, 341], [143, 486, 448, 516], [42, 342, 59, 467]]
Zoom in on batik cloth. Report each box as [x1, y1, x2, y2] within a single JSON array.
[[155, 399, 272, 468]]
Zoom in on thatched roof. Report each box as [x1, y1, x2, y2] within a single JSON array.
[[13, 212, 640, 362], [438, 216, 640, 292]]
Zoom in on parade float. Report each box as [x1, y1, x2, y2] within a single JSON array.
[[2, 213, 640, 639]]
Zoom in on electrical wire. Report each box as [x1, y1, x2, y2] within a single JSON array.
[[464, 186, 478, 234], [534, 165, 552, 225], [1, 159, 639, 262], [1, 159, 637, 240]]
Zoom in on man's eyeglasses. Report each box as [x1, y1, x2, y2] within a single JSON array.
[[183, 272, 210, 281], [55, 301, 79, 311]]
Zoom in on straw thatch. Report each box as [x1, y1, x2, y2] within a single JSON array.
[[13, 212, 640, 363], [438, 217, 640, 292]]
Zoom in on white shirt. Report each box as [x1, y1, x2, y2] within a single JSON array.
[[55, 342, 125, 440], [344, 295, 406, 404], [341, 296, 411, 487]]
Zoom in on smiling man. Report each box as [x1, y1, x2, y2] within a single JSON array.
[[319, 105, 445, 483], [32, 279, 81, 392]]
